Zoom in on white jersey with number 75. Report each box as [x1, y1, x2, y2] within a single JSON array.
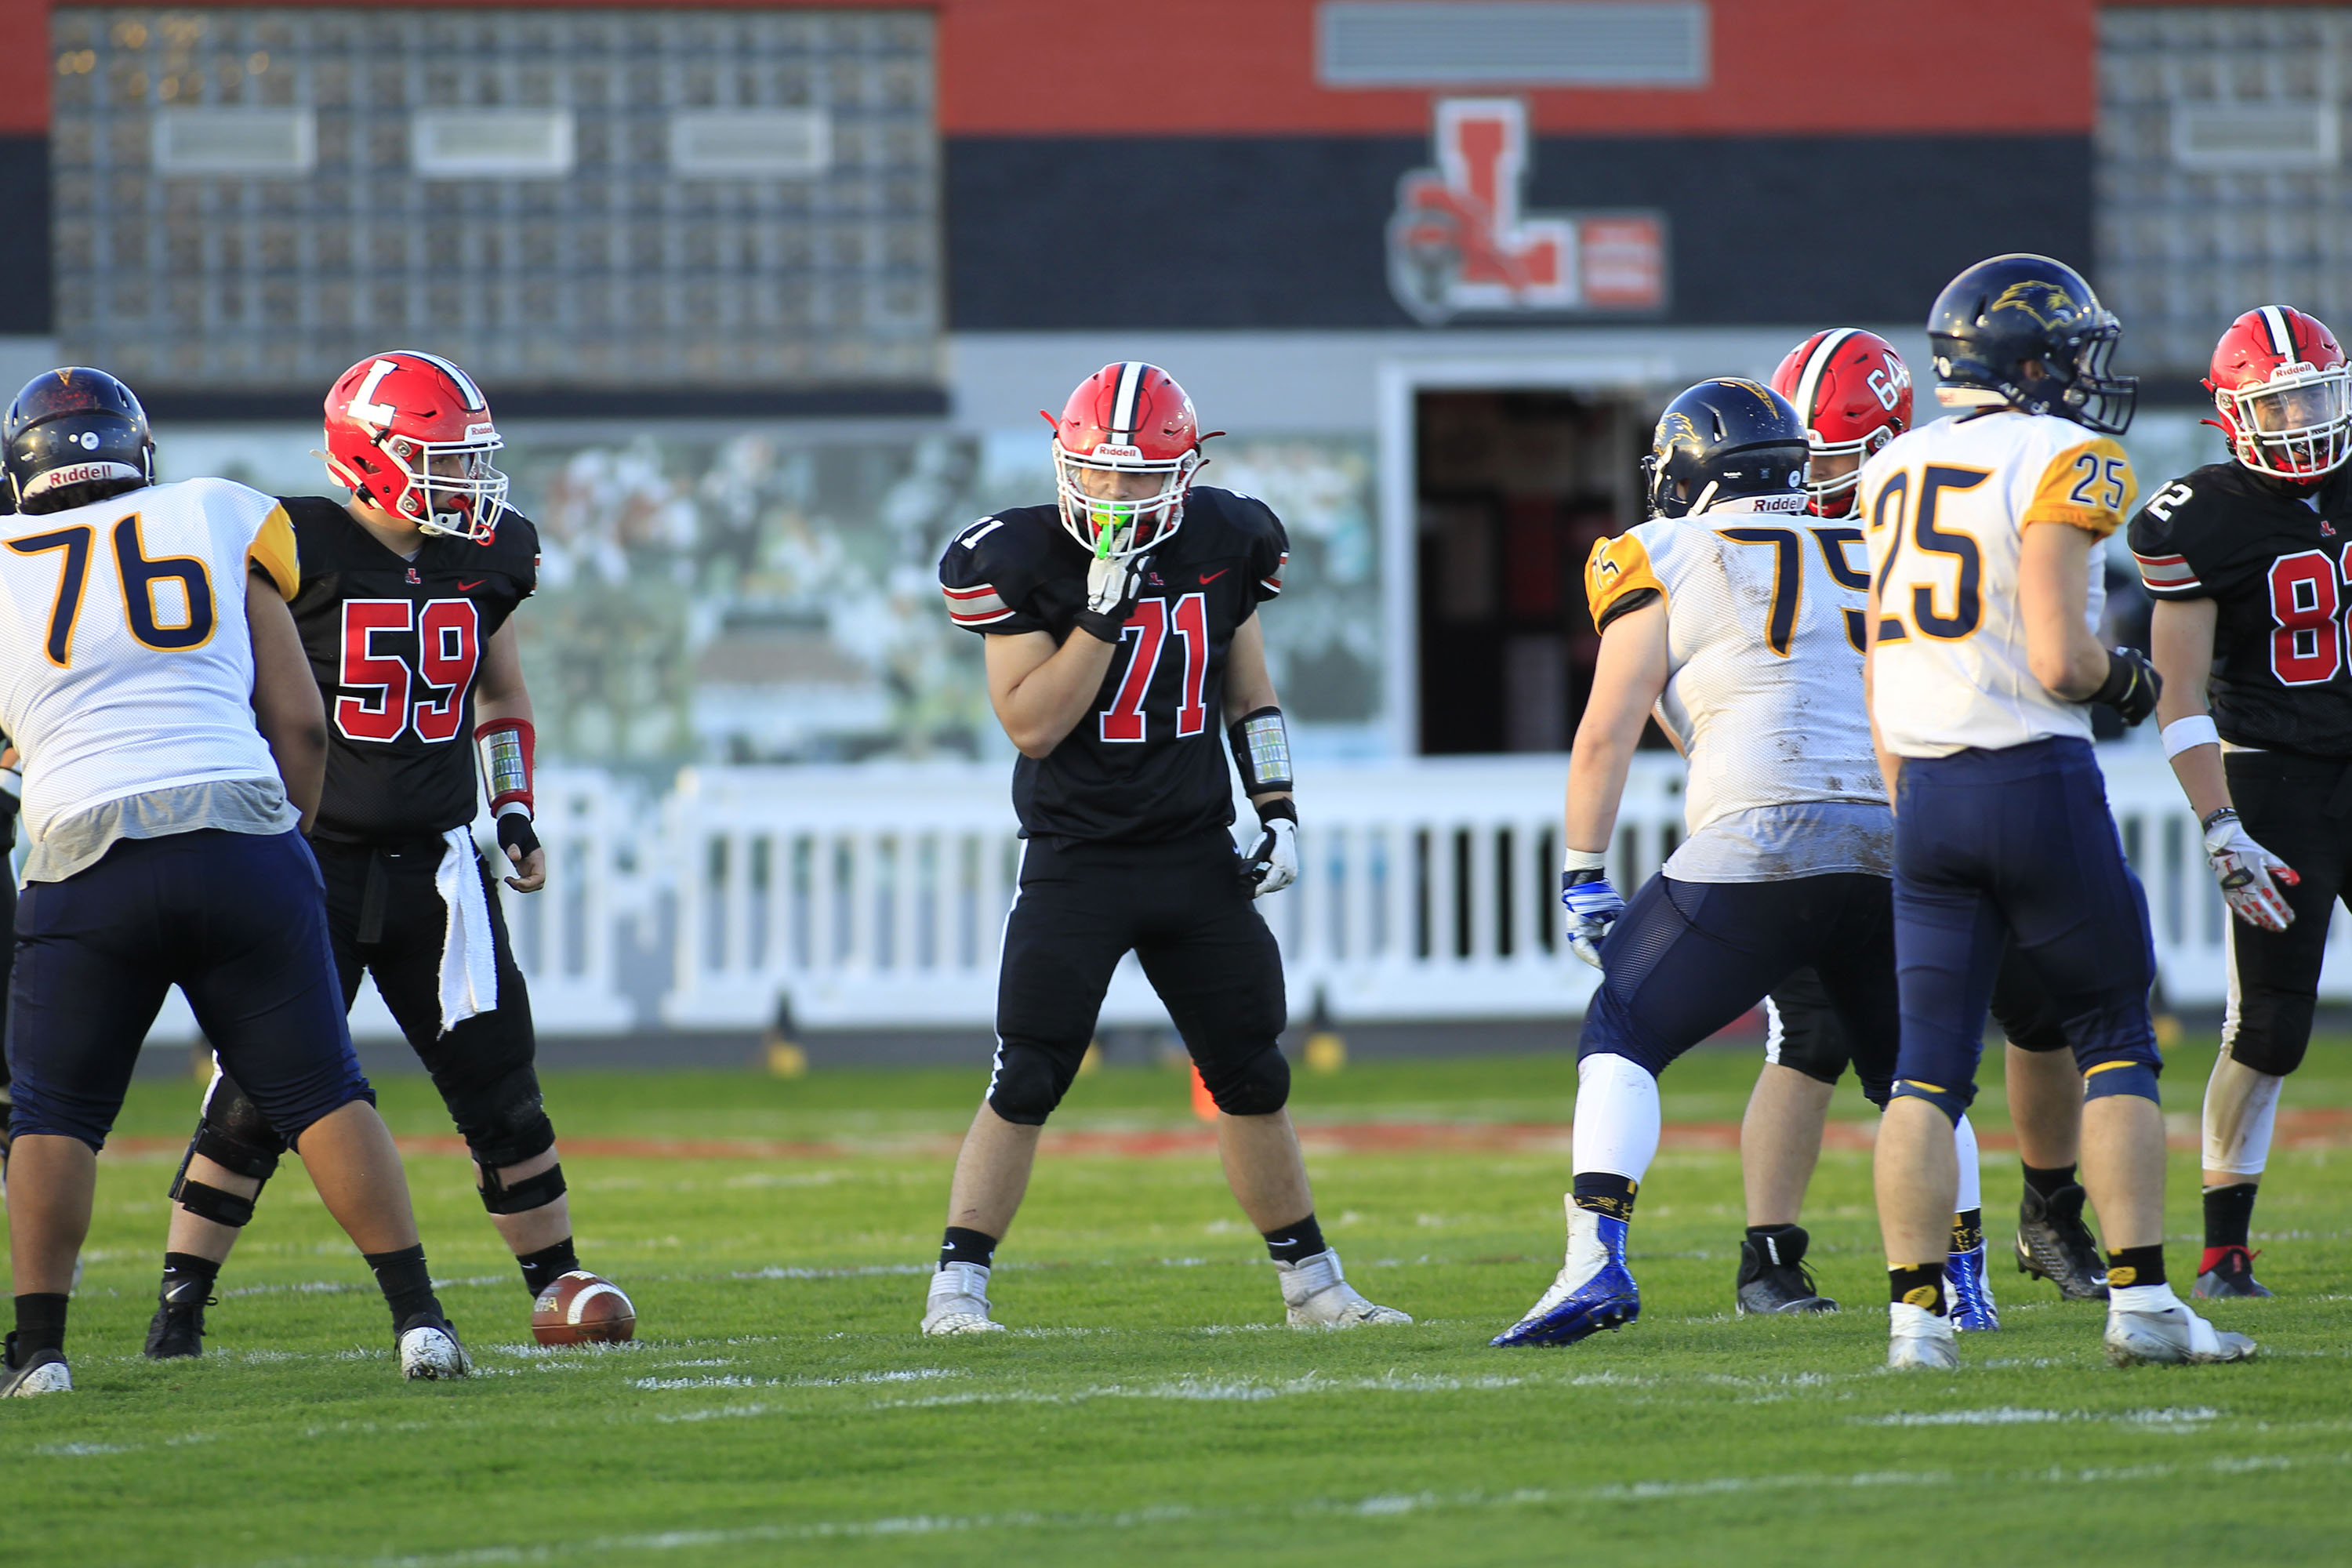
[[1859, 410, 2125, 760], [0, 476, 299, 842]]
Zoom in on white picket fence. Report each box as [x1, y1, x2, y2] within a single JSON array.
[[142, 748, 2352, 1044]]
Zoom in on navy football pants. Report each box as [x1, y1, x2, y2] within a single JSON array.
[[6, 829, 372, 1150], [1581, 871, 1899, 1094], [1889, 738, 2159, 1118]]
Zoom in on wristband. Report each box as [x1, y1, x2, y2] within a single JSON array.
[[474, 718, 535, 816], [1562, 846, 1608, 876], [2161, 715, 2220, 760], [1229, 706, 1294, 794], [2201, 807, 2240, 838], [1254, 796, 1297, 827]]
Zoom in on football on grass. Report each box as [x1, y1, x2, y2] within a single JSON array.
[[530, 1271, 636, 1345]]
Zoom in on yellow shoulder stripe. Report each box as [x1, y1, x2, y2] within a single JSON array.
[[2021, 437, 2136, 539], [1584, 532, 1667, 629], [248, 503, 299, 601]]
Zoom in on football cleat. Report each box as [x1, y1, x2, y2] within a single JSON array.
[[2104, 1298, 2257, 1367], [1887, 1301, 1958, 1370], [143, 1278, 212, 1360], [921, 1261, 1006, 1335], [2192, 1246, 2274, 1300], [1493, 1207, 1639, 1347], [1276, 1248, 1412, 1329], [2015, 1181, 2109, 1300], [1947, 1242, 2001, 1331], [1736, 1226, 1838, 1315], [397, 1314, 473, 1380], [0, 1333, 71, 1396]]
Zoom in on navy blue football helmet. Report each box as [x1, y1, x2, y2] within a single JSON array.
[[1926, 254, 2136, 434], [1643, 378, 1810, 519], [3, 368, 155, 515]]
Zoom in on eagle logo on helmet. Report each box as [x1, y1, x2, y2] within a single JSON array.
[[1990, 281, 2079, 330]]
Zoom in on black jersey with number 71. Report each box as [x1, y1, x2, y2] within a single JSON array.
[[939, 486, 1288, 844], [278, 494, 539, 844]]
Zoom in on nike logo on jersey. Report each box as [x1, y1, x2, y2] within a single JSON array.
[[457, 579, 485, 592], [1199, 568, 1229, 584]]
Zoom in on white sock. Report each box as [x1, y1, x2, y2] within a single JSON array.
[[2110, 1281, 2183, 1314], [1571, 1053, 1661, 1188], [1951, 1113, 1983, 1220], [2201, 1051, 2284, 1177]]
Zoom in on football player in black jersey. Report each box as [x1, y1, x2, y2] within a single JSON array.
[[924, 361, 1406, 1334], [2131, 305, 2352, 1300], [143, 351, 630, 1356]]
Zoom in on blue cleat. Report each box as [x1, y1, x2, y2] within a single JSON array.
[[1947, 1242, 2001, 1331], [1492, 1210, 1640, 1347]]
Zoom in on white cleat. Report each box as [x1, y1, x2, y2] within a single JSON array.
[[397, 1317, 474, 1381], [922, 1261, 1007, 1335], [1277, 1248, 1412, 1329], [2104, 1298, 2257, 1367], [1888, 1301, 1958, 1370]]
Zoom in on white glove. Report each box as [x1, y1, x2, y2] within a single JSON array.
[[2203, 809, 2298, 933], [1240, 802, 1298, 898], [1561, 851, 1624, 970], [1075, 550, 1152, 642]]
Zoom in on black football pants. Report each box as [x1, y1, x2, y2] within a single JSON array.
[[2218, 749, 2352, 1077]]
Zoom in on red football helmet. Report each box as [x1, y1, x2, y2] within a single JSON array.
[[1044, 361, 1208, 559], [321, 350, 510, 543], [2205, 307, 2350, 481], [1769, 328, 1913, 517]]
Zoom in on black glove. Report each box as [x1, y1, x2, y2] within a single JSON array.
[[2089, 646, 2161, 727], [1073, 551, 1152, 644], [495, 810, 542, 862]]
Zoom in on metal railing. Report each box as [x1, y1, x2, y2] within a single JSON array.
[[150, 749, 2352, 1044]]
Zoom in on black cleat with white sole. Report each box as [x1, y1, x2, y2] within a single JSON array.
[[1736, 1226, 1838, 1316], [1, 1332, 71, 1396]]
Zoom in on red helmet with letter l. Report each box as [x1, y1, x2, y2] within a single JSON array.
[[1769, 328, 1913, 517], [321, 350, 510, 543], [1045, 361, 1207, 559], [2205, 306, 2350, 481]]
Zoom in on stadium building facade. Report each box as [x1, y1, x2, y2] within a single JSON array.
[[0, 1, 2343, 769]]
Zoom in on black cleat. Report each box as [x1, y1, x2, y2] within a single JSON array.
[[1737, 1226, 1838, 1315], [2193, 1245, 2274, 1300], [1, 1332, 71, 1396], [144, 1279, 212, 1360], [2015, 1181, 2107, 1300]]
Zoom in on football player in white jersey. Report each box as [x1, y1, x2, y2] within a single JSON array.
[[1860, 255, 2252, 1370], [0, 370, 468, 1394], [1493, 379, 1910, 1348]]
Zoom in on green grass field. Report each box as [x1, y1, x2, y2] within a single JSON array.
[[9, 1033, 2351, 1566]]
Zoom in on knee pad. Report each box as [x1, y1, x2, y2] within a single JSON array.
[[171, 1178, 258, 1228], [167, 1086, 290, 1226], [449, 1065, 557, 1171], [1888, 1078, 1974, 1124], [2224, 1000, 2314, 1078], [479, 1159, 568, 1215], [985, 1040, 1079, 1127], [1199, 1044, 1290, 1118]]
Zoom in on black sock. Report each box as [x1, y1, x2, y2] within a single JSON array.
[[938, 1226, 998, 1270], [2106, 1243, 2166, 1291], [516, 1238, 579, 1298], [13, 1292, 69, 1356], [1949, 1208, 1984, 1254], [2202, 1182, 2259, 1251], [161, 1251, 221, 1304], [1572, 1172, 1638, 1222], [2022, 1162, 2077, 1200], [1889, 1262, 1947, 1315], [364, 1244, 442, 1330], [1261, 1214, 1327, 1265]]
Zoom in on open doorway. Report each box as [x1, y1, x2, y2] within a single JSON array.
[[1414, 388, 1645, 755]]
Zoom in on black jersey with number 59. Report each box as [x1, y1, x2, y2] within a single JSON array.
[[938, 486, 1288, 844], [278, 495, 539, 843], [2129, 461, 2352, 757]]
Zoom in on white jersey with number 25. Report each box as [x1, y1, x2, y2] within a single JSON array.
[[1860, 411, 2129, 760], [0, 477, 300, 841]]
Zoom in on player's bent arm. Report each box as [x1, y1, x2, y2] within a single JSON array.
[[246, 570, 327, 831], [474, 622, 547, 894], [1861, 583, 1901, 807], [2150, 597, 2231, 821], [1221, 613, 1291, 810], [2016, 523, 2112, 700], [1564, 599, 1668, 854], [983, 627, 1119, 759]]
